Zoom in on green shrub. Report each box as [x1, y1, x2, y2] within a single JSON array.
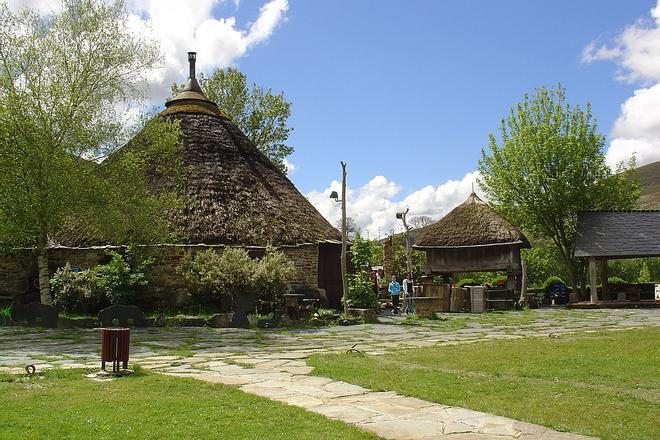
[[0, 303, 13, 325], [51, 263, 106, 314], [217, 248, 258, 301], [347, 274, 378, 309], [607, 276, 627, 284], [456, 278, 479, 287], [178, 249, 227, 306], [254, 248, 295, 314], [542, 276, 566, 293], [95, 251, 154, 305], [638, 261, 651, 283]]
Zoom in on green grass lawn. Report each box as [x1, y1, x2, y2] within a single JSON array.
[[308, 327, 660, 440], [0, 369, 378, 440]]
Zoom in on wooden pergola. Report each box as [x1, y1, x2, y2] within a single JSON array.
[[575, 211, 660, 304]]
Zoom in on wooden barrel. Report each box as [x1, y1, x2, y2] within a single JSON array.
[[450, 287, 467, 312], [419, 283, 450, 311], [437, 285, 450, 312]]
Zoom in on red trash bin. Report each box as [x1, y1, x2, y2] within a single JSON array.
[[100, 328, 130, 373]]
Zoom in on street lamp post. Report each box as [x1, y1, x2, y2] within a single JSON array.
[[330, 161, 348, 316], [396, 208, 412, 275]]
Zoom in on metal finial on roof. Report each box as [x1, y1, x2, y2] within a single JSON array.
[[188, 52, 197, 80], [165, 51, 218, 110]]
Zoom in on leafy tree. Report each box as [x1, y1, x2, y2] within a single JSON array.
[[173, 68, 293, 173], [409, 215, 434, 229], [479, 85, 639, 294], [349, 233, 372, 271], [0, 0, 183, 304], [336, 216, 361, 239]]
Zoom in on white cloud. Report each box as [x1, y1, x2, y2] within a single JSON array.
[[9, 0, 289, 105], [306, 171, 482, 239], [127, 0, 289, 102], [583, 1, 660, 168], [283, 158, 296, 173], [7, 0, 61, 14]]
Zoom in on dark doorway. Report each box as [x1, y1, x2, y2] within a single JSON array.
[[317, 243, 342, 309]]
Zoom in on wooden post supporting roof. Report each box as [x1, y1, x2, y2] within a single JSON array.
[[589, 257, 598, 304]]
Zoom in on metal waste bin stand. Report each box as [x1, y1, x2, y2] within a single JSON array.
[[100, 328, 130, 373]]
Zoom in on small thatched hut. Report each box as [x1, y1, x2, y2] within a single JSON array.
[[413, 192, 530, 288], [1, 52, 344, 308]]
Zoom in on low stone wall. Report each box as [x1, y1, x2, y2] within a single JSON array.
[[1, 243, 321, 307]]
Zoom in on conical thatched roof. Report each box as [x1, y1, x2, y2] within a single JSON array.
[[57, 53, 340, 247], [414, 193, 530, 248], [156, 54, 340, 246]]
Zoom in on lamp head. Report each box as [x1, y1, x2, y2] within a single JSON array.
[[329, 190, 339, 201], [395, 212, 403, 220]]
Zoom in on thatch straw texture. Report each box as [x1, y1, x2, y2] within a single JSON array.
[[414, 193, 530, 248], [160, 109, 340, 245]]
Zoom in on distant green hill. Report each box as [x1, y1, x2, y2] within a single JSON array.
[[634, 160, 660, 209]]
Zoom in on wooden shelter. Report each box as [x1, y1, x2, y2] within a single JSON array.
[[413, 192, 530, 292], [575, 211, 660, 305]]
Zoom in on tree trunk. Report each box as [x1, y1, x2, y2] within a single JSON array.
[[37, 247, 52, 305], [557, 241, 578, 298]]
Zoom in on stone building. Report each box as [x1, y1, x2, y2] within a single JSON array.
[[1, 52, 343, 309]]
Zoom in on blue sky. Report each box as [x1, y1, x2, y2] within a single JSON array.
[[233, 0, 650, 192]]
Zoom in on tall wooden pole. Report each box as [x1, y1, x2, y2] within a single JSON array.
[[589, 257, 598, 304], [340, 161, 348, 316], [402, 208, 412, 275], [519, 259, 528, 305]]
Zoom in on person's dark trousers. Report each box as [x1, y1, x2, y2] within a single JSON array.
[[391, 295, 399, 314]]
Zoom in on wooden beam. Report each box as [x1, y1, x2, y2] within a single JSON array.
[[600, 258, 609, 300], [519, 260, 528, 305], [589, 257, 598, 304]]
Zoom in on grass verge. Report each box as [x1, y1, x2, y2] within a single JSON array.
[[308, 327, 660, 440], [0, 368, 378, 439]]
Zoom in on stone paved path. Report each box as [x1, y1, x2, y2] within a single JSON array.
[[1, 308, 658, 439]]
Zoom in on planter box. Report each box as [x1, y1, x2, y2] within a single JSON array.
[[206, 313, 234, 328], [347, 308, 377, 323], [165, 316, 206, 327], [412, 297, 442, 318]]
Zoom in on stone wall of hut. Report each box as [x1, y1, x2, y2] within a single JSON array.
[[0, 250, 35, 298], [0, 244, 321, 307]]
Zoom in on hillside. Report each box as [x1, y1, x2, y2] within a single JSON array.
[[634, 160, 660, 209]]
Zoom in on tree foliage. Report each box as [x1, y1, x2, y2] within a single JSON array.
[[0, 0, 184, 303], [478, 85, 639, 293], [174, 67, 293, 173], [336, 216, 361, 239], [409, 215, 434, 230]]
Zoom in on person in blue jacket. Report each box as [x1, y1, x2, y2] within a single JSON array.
[[388, 276, 401, 315]]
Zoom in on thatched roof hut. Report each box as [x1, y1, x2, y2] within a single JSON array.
[[413, 192, 530, 280], [415, 192, 530, 248]]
